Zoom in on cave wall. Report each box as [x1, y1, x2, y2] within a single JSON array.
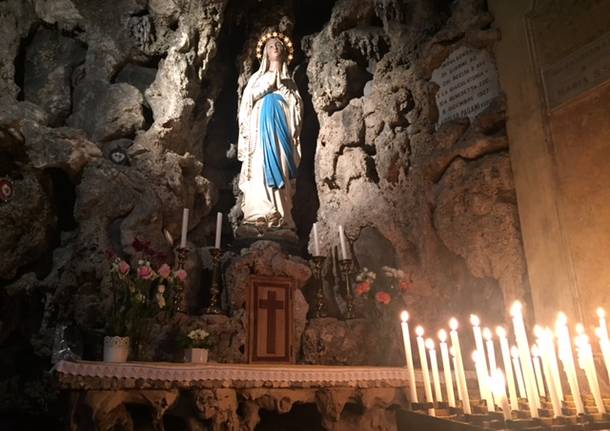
[[305, 0, 529, 331], [0, 0, 530, 425]]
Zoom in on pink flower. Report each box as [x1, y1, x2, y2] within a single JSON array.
[[355, 282, 371, 296], [137, 265, 154, 280], [175, 269, 187, 283], [158, 263, 171, 279], [375, 291, 392, 305], [118, 260, 130, 275]]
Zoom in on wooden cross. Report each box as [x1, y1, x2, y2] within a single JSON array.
[[258, 290, 285, 354]]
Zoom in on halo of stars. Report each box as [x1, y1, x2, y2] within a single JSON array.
[[255, 31, 294, 63]]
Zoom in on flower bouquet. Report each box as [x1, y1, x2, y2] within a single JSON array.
[[103, 238, 188, 361]]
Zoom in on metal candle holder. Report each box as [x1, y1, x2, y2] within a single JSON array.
[[310, 255, 327, 318], [339, 258, 356, 320], [174, 246, 189, 313], [204, 247, 225, 315]]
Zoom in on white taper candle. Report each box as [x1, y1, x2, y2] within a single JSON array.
[[180, 208, 189, 248], [439, 330, 456, 407], [496, 326, 518, 411], [214, 212, 222, 249], [449, 318, 471, 414], [400, 311, 418, 403]]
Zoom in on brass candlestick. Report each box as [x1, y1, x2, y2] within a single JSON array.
[[205, 247, 225, 315], [339, 258, 356, 320], [174, 246, 189, 313], [310, 255, 327, 318]]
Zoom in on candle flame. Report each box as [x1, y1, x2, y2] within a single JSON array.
[[510, 300, 522, 317], [449, 318, 458, 330], [510, 346, 519, 358], [470, 314, 480, 326], [425, 338, 435, 349], [449, 346, 455, 356], [415, 325, 424, 337], [495, 326, 506, 337], [438, 329, 447, 342], [557, 312, 567, 325], [533, 325, 543, 338], [483, 327, 492, 340], [575, 323, 585, 335], [471, 350, 480, 362], [400, 310, 409, 322], [595, 327, 603, 338], [597, 307, 606, 318]]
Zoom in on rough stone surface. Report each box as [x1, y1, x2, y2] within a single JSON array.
[[0, 0, 531, 427], [301, 317, 368, 365]]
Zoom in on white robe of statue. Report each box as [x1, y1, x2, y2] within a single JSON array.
[[237, 41, 303, 229]]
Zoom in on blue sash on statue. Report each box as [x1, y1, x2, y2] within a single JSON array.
[[260, 93, 296, 189]]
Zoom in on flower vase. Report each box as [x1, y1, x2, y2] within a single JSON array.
[[185, 347, 208, 363], [103, 336, 130, 362]]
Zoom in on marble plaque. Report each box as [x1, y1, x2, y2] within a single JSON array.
[[542, 31, 610, 109], [432, 46, 501, 126]]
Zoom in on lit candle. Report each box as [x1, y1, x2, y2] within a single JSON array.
[[537, 329, 562, 417], [180, 208, 189, 248], [416, 326, 435, 413], [338, 225, 348, 260], [400, 311, 418, 403], [473, 350, 495, 411], [312, 223, 321, 256], [449, 318, 471, 414], [214, 212, 222, 249], [595, 326, 610, 382], [490, 369, 511, 421], [450, 346, 464, 403], [471, 315, 491, 403], [511, 346, 527, 399], [439, 330, 456, 407], [427, 338, 443, 402], [530, 345, 546, 397], [575, 325, 605, 414], [496, 326, 518, 411], [555, 312, 584, 414], [483, 327, 497, 375], [510, 301, 540, 416], [596, 308, 610, 382], [543, 327, 564, 402]]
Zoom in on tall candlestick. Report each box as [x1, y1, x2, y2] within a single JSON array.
[[416, 327, 435, 407], [214, 212, 222, 249], [537, 330, 562, 417], [439, 330, 456, 407], [496, 327, 518, 411], [483, 327, 497, 375], [449, 318, 471, 414], [555, 312, 584, 414], [471, 315, 491, 403], [531, 345, 546, 397], [312, 223, 321, 256], [427, 339, 443, 402], [338, 225, 348, 260], [595, 327, 610, 382], [510, 301, 540, 417], [490, 369, 512, 421], [400, 311, 418, 403], [543, 327, 564, 402], [575, 326, 605, 414], [511, 346, 527, 399], [473, 351, 495, 411], [180, 208, 189, 248], [451, 347, 464, 403]]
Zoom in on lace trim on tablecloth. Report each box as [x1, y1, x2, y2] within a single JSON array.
[[54, 361, 409, 386]]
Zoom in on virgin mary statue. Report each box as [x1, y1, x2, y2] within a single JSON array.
[[237, 31, 303, 230]]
